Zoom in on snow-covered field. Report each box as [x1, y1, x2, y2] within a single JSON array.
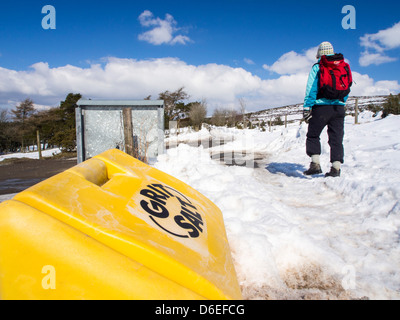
[[1, 111, 399, 300], [0, 148, 61, 162], [158, 111, 400, 300]]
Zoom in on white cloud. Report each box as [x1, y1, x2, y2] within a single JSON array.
[[0, 54, 398, 115], [263, 47, 318, 75], [359, 52, 397, 67], [359, 21, 400, 66], [0, 58, 304, 112], [138, 10, 191, 45], [349, 71, 400, 96], [360, 21, 400, 51], [244, 58, 255, 65]]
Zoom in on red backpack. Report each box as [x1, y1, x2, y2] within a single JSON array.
[[317, 53, 352, 101]]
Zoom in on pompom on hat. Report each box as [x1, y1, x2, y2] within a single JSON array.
[[316, 42, 334, 59]]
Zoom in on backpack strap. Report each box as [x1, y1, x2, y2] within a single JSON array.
[[329, 70, 336, 90]]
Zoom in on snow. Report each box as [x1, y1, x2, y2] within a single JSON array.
[[0, 148, 61, 162], [157, 111, 400, 300], [1, 112, 399, 299]]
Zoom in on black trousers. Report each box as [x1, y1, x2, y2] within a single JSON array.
[[306, 105, 345, 163]]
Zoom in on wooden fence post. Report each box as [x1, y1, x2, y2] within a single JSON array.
[[36, 130, 42, 160], [122, 108, 135, 158], [355, 98, 359, 124]]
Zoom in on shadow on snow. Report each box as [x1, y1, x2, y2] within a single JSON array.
[[265, 162, 321, 179]]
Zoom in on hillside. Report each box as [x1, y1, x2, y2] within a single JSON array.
[[248, 95, 388, 124]]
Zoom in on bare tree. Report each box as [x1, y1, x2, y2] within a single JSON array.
[[0, 109, 9, 152], [227, 109, 238, 127], [210, 108, 237, 127], [238, 97, 248, 128], [211, 108, 227, 126], [12, 98, 36, 152], [189, 99, 207, 130], [0, 109, 8, 121], [158, 87, 189, 129], [12, 98, 35, 122]]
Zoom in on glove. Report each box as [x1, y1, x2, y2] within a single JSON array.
[[303, 110, 312, 123]]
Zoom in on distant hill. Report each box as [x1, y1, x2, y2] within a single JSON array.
[[248, 95, 388, 124]]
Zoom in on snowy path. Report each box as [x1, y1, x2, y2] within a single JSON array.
[[159, 113, 400, 300], [243, 161, 398, 299]]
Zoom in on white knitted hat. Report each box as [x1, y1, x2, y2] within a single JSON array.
[[316, 42, 334, 58]]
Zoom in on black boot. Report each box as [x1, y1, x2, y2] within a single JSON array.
[[303, 162, 322, 175], [325, 167, 341, 177]]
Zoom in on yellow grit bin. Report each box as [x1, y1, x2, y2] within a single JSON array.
[[0, 149, 242, 300]]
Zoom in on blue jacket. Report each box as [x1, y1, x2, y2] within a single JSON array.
[[303, 58, 349, 111]]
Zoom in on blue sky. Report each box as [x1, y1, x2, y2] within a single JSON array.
[[0, 0, 399, 112]]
